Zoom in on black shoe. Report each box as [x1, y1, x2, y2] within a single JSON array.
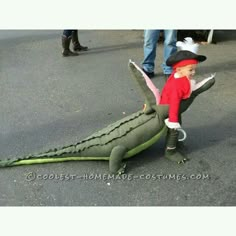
[[62, 49, 79, 57], [142, 68, 154, 78], [78, 45, 88, 51], [73, 43, 88, 51]]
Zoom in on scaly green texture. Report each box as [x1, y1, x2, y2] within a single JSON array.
[[0, 61, 215, 174]]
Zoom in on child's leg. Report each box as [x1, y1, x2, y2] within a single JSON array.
[[165, 128, 188, 164]]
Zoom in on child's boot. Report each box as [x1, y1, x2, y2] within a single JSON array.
[[165, 128, 188, 164]]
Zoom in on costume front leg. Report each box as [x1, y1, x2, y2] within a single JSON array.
[[109, 145, 127, 175]]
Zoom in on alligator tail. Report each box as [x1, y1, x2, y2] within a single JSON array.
[[0, 146, 80, 167]]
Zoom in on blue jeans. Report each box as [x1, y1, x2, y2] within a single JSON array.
[[142, 30, 177, 75]]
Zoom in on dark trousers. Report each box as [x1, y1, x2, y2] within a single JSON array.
[[63, 30, 77, 37]]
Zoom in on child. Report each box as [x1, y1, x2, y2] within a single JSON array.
[[159, 38, 209, 163]]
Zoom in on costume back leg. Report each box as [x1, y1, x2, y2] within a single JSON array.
[[109, 145, 127, 174]]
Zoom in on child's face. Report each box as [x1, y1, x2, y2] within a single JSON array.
[[177, 64, 197, 80]]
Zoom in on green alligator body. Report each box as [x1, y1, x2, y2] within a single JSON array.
[[0, 108, 168, 174], [0, 61, 215, 174]]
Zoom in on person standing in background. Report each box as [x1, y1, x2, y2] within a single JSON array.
[[142, 30, 177, 79], [61, 30, 88, 57]]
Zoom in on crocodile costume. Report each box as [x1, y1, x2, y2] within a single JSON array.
[[0, 60, 215, 174]]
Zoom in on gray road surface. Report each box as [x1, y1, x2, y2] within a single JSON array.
[[0, 30, 235, 206]]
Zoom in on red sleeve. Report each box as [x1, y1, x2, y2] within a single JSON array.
[[168, 88, 182, 122], [168, 78, 191, 122]]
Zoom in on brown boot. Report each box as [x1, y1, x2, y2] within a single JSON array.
[[72, 31, 88, 51], [61, 35, 79, 57], [165, 128, 188, 164]]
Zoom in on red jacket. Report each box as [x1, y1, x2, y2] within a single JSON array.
[[159, 74, 191, 122]]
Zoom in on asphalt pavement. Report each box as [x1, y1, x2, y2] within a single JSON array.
[[0, 30, 235, 206]]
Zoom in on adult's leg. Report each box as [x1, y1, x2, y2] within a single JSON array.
[[71, 30, 88, 51], [63, 30, 73, 37], [142, 30, 160, 75], [61, 30, 78, 57], [162, 30, 177, 75]]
